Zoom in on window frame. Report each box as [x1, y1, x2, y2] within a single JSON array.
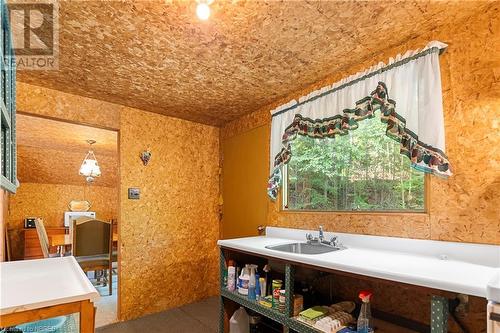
[[281, 154, 430, 214], [0, 0, 16, 194]]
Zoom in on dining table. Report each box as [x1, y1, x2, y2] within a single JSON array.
[[50, 233, 118, 256]]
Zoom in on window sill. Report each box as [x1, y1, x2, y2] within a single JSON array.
[[279, 209, 429, 217]]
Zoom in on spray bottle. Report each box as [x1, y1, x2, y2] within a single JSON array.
[[357, 290, 373, 333], [248, 264, 258, 301]]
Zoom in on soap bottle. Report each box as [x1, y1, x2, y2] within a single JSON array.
[[248, 265, 258, 301], [357, 290, 373, 333]]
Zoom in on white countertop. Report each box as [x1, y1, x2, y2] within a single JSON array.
[[218, 227, 500, 301], [488, 272, 500, 303], [0, 256, 100, 315]]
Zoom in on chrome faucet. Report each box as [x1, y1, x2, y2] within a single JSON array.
[[318, 225, 324, 243], [306, 226, 341, 248]]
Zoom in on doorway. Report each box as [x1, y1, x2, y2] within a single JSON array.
[[6, 113, 120, 327]]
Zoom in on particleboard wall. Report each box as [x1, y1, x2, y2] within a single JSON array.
[[16, 82, 221, 321], [16, 82, 120, 130], [221, 2, 500, 246], [119, 108, 220, 320], [7, 183, 118, 260]]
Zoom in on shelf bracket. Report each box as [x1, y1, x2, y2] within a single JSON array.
[[430, 295, 448, 333], [284, 264, 295, 332], [219, 249, 227, 333]]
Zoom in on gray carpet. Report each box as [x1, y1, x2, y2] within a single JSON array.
[[96, 297, 219, 333]]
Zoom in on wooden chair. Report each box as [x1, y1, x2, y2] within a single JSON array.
[[72, 218, 113, 295], [110, 219, 118, 275], [34, 218, 54, 258]]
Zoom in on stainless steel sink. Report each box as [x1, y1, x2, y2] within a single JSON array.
[[265, 242, 342, 255]]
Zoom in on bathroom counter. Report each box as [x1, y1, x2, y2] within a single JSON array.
[[218, 227, 500, 301]]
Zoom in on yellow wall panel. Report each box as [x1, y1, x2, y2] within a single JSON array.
[[222, 125, 269, 239]]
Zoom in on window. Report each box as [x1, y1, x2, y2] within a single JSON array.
[[283, 113, 425, 212], [0, 1, 16, 193]]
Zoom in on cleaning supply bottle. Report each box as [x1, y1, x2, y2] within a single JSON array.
[[238, 265, 250, 295], [227, 260, 236, 292], [248, 265, 258, 301], [229, 307, 250, 333], [357, 290, 373, 333], [255, 273, 261, 301]]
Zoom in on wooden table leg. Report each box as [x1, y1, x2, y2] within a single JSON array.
[[80, 300, 96, 333]]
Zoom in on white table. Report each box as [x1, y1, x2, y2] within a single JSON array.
[[0, 256, 100, 332]]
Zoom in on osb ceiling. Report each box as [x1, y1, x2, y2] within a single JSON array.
[[17, 0, 488, 126], [17, 114, 118, 187]]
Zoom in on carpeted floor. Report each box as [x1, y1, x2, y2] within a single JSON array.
[[96, 297, 219, 333]]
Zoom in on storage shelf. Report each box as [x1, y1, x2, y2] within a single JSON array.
[[220, 289, 287, 325], [220, 289, 322, 333], [219, 248, 443, 333], [287, 318, 322, 333]]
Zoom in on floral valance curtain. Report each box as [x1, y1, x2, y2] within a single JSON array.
[[268, 41, 451, 200]]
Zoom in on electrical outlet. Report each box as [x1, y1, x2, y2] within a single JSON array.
[[128, 188, 140, 200]]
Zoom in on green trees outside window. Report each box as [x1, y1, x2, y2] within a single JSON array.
[[285, 113, 425, 211]]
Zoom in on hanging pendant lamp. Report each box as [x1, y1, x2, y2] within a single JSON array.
[[79, 139, 101, 183]]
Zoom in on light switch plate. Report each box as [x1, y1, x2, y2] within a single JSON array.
[[128, 188, 140, 200]]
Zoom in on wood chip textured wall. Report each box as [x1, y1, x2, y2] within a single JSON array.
[[222, 2, 500, 246], [16, 82, 221, 320], [119, 108, 220, 320]]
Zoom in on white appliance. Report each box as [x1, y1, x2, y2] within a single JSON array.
[[64, 211, 96, 227]]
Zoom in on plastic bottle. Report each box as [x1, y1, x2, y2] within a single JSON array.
[[259, 277, 266, 298], [227, 264, 236, 292], [238, 265, 250, 295], [255, 273, 261, 301], [223, 269, 228, 289], [248, 265, 257, 301], [229, 307, 250, 333], [357, 290, 373, 333]]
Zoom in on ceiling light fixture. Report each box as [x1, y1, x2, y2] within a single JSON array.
[[196, 0, 213, 20], [79, 139, 102, 183]]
